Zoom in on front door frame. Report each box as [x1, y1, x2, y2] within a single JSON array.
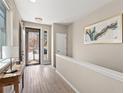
[[25, 27, 41, 66]]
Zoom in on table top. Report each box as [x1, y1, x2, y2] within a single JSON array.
[[0, 62, 25, 80]]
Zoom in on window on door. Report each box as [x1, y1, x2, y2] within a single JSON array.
[[43, 31, 48, 61]]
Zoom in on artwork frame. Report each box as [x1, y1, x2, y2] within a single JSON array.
[[84, 14, 123, 44]]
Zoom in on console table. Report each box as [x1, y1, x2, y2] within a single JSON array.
[[0, 63, 25, 93]]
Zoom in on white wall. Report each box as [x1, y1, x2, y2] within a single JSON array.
[[68, 0, 123, 72]]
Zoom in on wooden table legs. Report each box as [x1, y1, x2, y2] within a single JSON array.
[[0, 63, 25, 93], [0, 83, 19, 93], [0, 86, 3, 93], [14, 83, 19, 93]]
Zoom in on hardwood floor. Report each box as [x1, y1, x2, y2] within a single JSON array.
[[23, 65, 75, 93], [27, 60, 39, 65]]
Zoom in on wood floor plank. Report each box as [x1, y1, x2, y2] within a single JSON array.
[[23, 65, 75, 93]]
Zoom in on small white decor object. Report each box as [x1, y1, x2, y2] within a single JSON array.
[[2, 46, 19, 73]]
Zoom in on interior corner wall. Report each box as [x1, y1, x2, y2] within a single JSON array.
[[67, 24, 73, 57], [68, 0, 123, 72]]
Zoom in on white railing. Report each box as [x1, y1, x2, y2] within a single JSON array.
[[56, 54, 123, 93]]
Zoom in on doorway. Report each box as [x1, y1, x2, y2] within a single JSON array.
[[25, 27, 41, 66], [56, 33, 67, 55]]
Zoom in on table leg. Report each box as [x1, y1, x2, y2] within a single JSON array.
[[0, 86, 3, 93], [22, 73, 24, 89], [14, 83, 19, 93]]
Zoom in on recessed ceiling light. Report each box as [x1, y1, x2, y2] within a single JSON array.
[[30, 0, 36, 3]]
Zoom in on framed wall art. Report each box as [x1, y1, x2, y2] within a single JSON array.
[[84, 15, 122, 44]]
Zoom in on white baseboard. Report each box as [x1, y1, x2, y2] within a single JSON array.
[[56, 70, 80, 93]]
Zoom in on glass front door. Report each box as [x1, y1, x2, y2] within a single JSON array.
[[26, 28, 40, 65]]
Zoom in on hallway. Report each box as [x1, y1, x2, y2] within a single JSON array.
[[23, 65, 75, 93]]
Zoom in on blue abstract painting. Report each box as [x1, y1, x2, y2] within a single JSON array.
[[84, 15, 122, 44]]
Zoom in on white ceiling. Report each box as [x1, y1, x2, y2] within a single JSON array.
[[14, 0, 113, 24]]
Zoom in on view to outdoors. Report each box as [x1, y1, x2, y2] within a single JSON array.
[[0, 1, 6, 58], [27, 32, 39, 65]]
